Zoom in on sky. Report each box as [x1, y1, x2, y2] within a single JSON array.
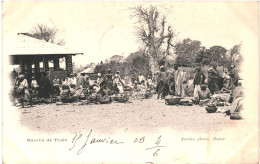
[[2, 1, 258, 66]]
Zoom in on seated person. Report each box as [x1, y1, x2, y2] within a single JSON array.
[[133, 81, 142, 92], [70, 84, 77, 96], [183, 81, 194, 97], [197, 84, 211, 106], [75, 85, 88, 100], [87, 85, 99, 102], [229, 82, 243, 103], [221, 72, 235, 92], [198, 84, 211, 100], [60, 85, 77, 103]]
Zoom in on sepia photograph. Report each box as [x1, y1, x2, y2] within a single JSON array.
[[2, 1, 259, 163]]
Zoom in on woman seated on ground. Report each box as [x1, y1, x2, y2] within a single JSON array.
[[229, 82, 243, 103], [133, 81, 142, 92], [224, 82, 244, 119], [196, 84, 211, 106], [18, 74, 32, 107], [75, 85, 88, 100], [60, 85, 77, 103], [198, 84, 211, 100]]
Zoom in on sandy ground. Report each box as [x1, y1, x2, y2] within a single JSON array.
[[4, 94, 259, 163], [18, 95, 242, 134]]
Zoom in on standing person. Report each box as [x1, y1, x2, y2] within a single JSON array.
[[96, 73, 103, 85], [82, 74, 90, 89], [228, 65, 239, 86], [193, 67, 206, 98], [157, 66, 167, 99], [113, 71, 123, 85], [208, 62, 220, 94], [103, 69, 114, 93], [39, 72, 52, 98], [31, 75, 39, 98], [11, 68, 18, 84], [18, 74, 31, 107], [67, 74, 73, 86], [174, 65, 182, 96], [181, 69, 188, 97], [131, 72, 137, 86], [76, 73, 83, 89], [168, 72, 175, 95], [71, 74, 77, 86]]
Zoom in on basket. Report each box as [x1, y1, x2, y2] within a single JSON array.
[[165, 96, 182, 105]]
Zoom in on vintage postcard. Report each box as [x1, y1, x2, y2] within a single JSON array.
[[2, 1, 259, 163]]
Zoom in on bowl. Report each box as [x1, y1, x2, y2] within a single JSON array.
[[205, 105, 217, 113]]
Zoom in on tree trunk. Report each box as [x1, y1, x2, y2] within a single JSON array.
[[149, 56, 159, 77]]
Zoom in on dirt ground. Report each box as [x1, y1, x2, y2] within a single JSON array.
[[17, 95, 242, 134]]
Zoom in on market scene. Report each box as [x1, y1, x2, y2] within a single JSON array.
[[5, 3, 246, 134]]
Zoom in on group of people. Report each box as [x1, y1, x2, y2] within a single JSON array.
[[11, 61, 242, 118]]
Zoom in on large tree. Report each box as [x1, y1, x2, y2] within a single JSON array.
[[130, 5, 176, 75]]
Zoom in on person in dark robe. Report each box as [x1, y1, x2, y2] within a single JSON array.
[[103, 69, 114, 94], [82, 74, 90, 89], [168, 72, 175, 95], [208, 62, 220, 94], [228, 65, 239, 86], [157, 66, 168, 99], [193, 67, 206, 98], [39, 72, 52, 98]]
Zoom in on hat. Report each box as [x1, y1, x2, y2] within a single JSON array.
[[116, 70, 120, 73], [98, 73, 101, 76]]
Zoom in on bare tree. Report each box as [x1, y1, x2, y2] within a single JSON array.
[[30, 23, 65, 46], [130, 5, 176, 75]]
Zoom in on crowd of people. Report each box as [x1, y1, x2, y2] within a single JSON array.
[[10, 62, 243, 119]]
